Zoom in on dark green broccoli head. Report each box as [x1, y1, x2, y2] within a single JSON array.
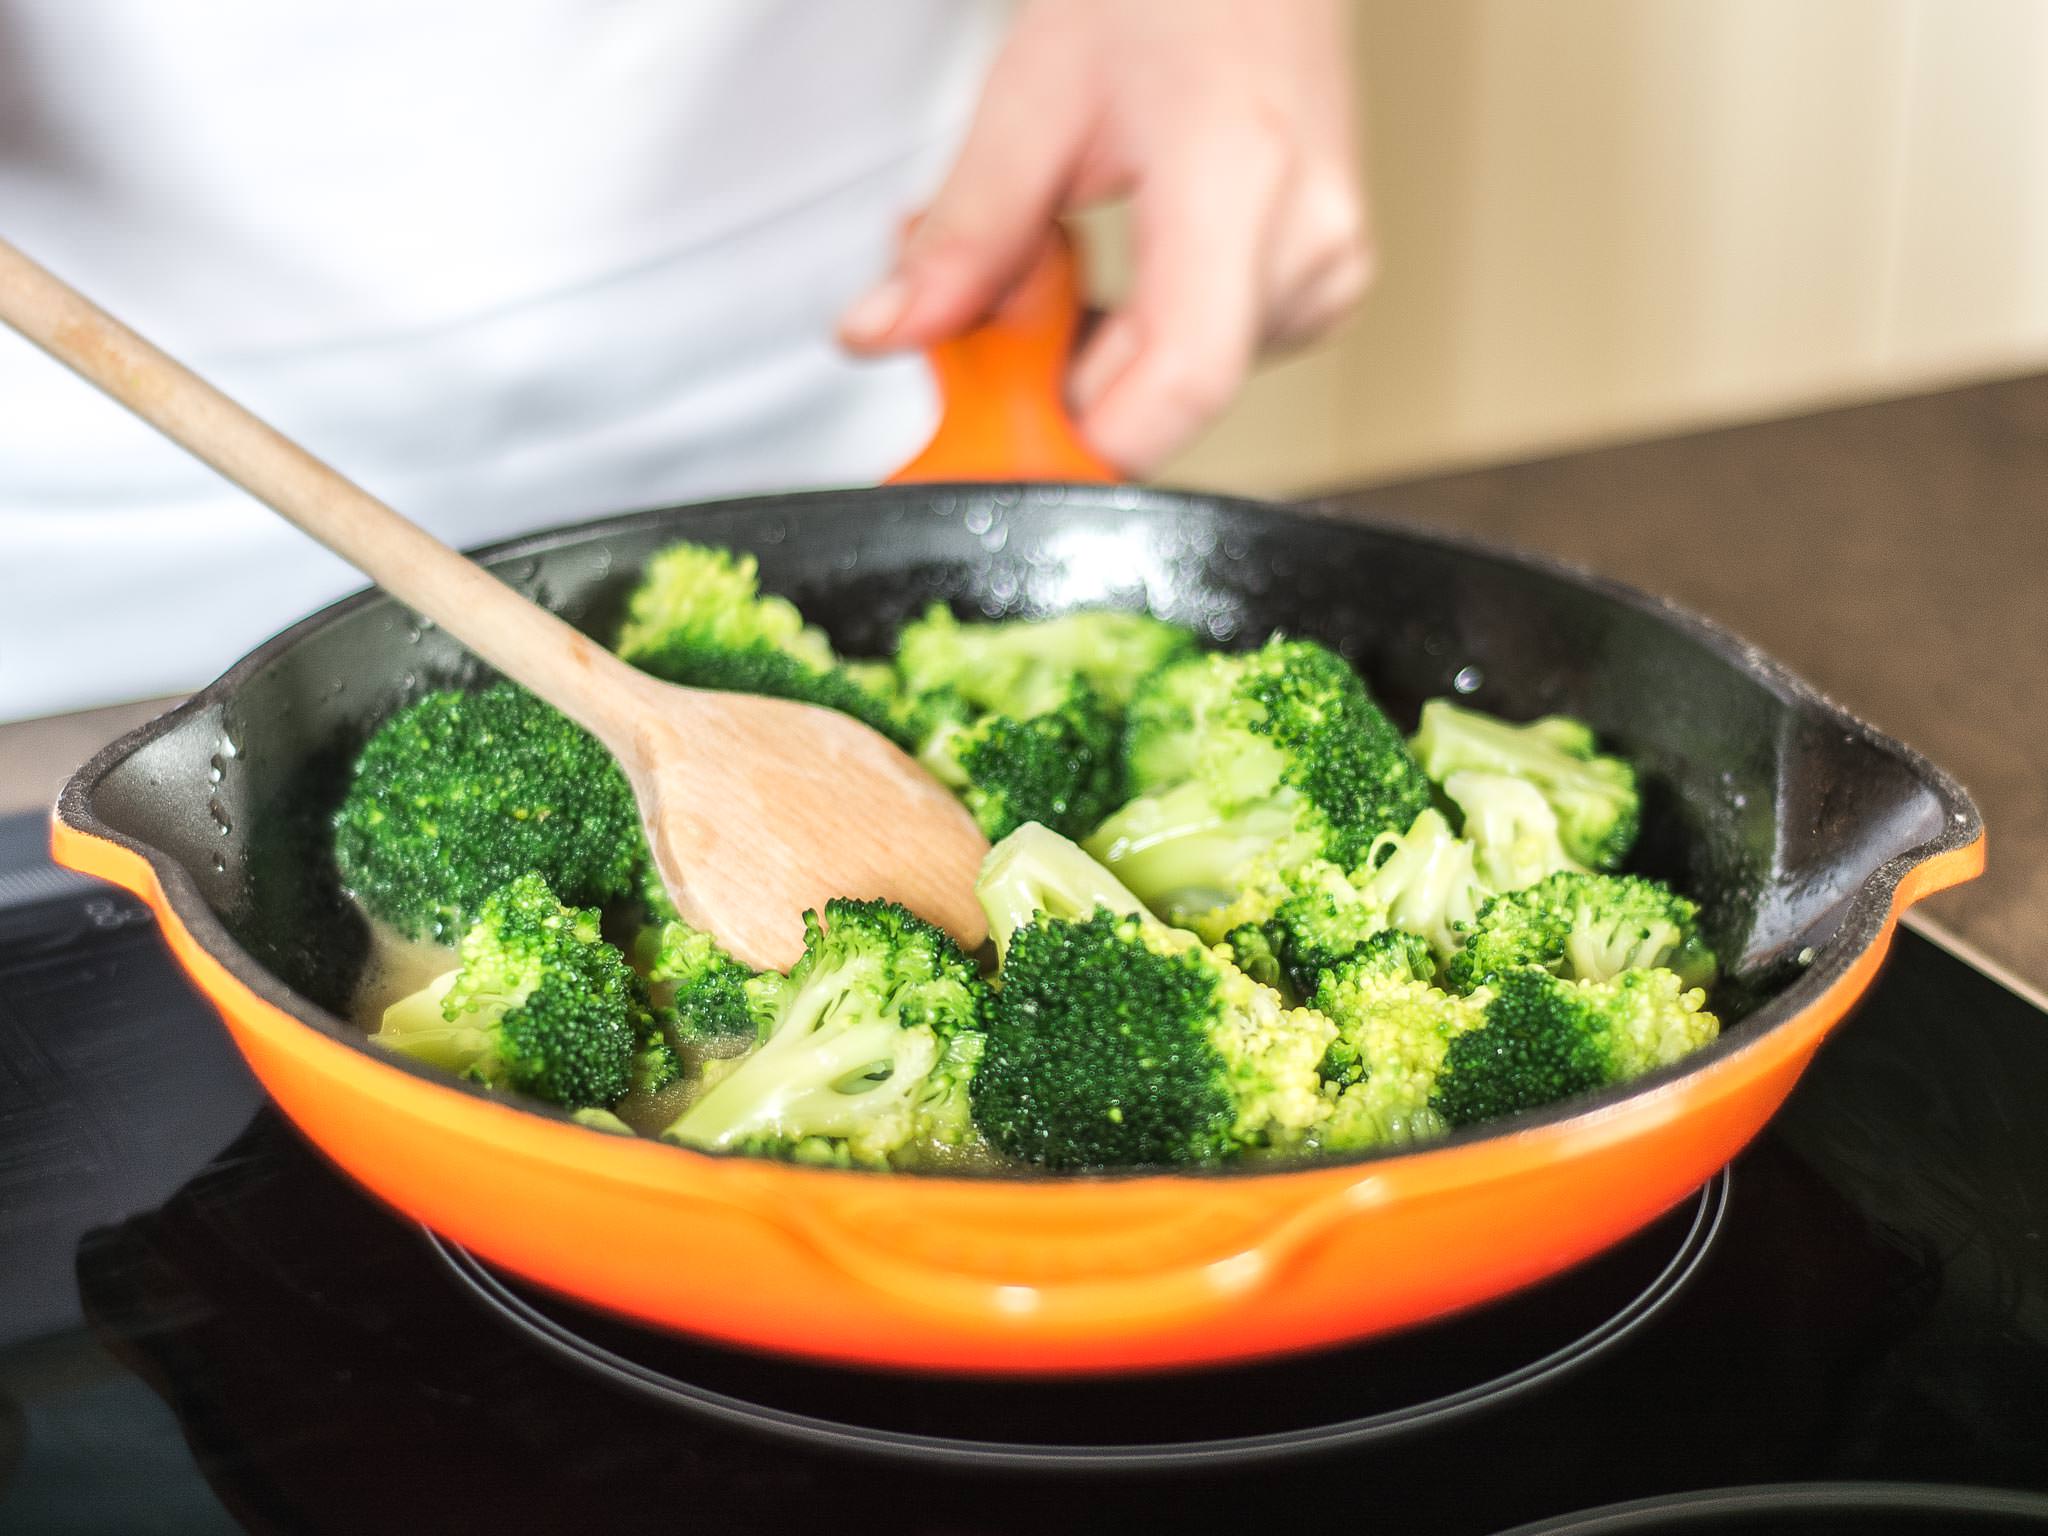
[[895, 603, 1197, 716], [1086, 638, 1434, 919], [333, 683, 642, 941], [919, 677, 1122, 841], [1429, 968, 1608, 1127], [1429, 965, 1719, 1128], [1442, 884, 1568, 994], [1410, 700, 1641, 870], [974, 908, 1335, 1170], [975, 910, 1232, 1169], [1445, 871, 1718, 994], [373, 873, 643, 1109], [663, 899, 988, 1167], [615, 542, 909, 745]]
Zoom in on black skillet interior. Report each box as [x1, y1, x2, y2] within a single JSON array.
[[71, 482, 1978, 1089]]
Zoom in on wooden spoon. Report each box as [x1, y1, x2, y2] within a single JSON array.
[[0, 236, 989, 971]]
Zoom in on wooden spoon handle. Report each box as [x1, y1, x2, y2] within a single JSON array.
[[0, 235, 652, 745]]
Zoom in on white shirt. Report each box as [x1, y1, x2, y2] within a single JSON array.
[[0, 0, 1009, 720]]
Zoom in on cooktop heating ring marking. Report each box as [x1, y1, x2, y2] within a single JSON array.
[[1492, 1479, 2048, 1533], [424, 1166, 1731, 1473]]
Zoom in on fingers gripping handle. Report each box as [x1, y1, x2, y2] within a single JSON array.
[[889, 229, 1121, 486]]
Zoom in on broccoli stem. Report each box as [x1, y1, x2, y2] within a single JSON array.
[[668, 1010, 936, 1151], [377, 970, 499, 1073], [976, 822, 1151, 958], [1084, 781, 1307, 918]]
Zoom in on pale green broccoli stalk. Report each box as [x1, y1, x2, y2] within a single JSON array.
[[1085, 777, 1310, 923], [1445, 871, 1718, 994], [1442, 770, 1584, 893], [1410, 700, 1641, 870], [974, 821, 1151, 961], [1352, 807, 1492, 958], [662, 899, 988, 1168], [1430, 966, 1720, 1127], [375, 873, 643, 1109]]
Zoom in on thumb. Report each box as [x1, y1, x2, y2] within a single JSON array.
[[840, 48, 1090, 352]]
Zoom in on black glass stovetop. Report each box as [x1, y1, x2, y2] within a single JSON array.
[[2, 809, 2045, 1536]]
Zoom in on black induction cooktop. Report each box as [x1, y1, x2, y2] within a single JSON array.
[[2, 808, 2045, 1535]]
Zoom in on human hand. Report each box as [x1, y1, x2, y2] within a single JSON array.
[[839, 0, 1370, 475]]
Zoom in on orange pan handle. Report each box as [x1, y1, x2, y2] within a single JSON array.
[[887, 228, 1121, 486]]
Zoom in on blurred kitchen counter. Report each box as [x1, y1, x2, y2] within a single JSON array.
[[1318, 370, 2046, 998], [0, 695, 182, 820], [2, 374, 2040, 992]]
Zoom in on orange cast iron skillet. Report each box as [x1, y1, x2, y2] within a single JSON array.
[[51, 242, 1984, 1376]]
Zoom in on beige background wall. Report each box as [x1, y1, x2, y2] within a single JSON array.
[[1131, 0, 2048, 496]]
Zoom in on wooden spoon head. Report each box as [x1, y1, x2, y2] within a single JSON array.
[[626, 681, 991, 972]]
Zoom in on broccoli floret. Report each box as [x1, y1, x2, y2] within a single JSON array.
[[1207, 858, 1391, 996], [333, 683, 642, 941], [895, 603, 1198, 715], [974, 907, 1336, 1169], [1410, 700, 1640, 870], [615, 542, 909, 745], [1206, 806, 1502, 987], [1430, 966, 1720, 1127], [374, 873, 643, 1109], [974, 821, 1151, 960], [1334, 927, 1440, 990], [618, 542, 833, 672], [632, 1032, 685, 1095], [1442, 771, 1583, 892], [1259, 860, 1390, 993], [1310, 941, 1487, 1150], [1223, 921, 1288, 991], [1445, 870, 1718, 994], [645, 917, 767, 1044], [662, 899, 988, 1168], [918, 676, 1122, 841], [1085, 638, 1434, 920]]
